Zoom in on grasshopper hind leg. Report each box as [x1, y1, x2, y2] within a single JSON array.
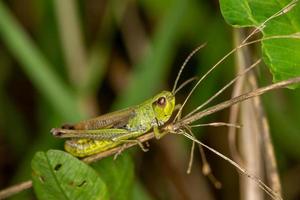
[[65, 138, 119, 157]]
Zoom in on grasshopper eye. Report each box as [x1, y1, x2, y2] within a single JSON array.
[[156, 97, 166, 106]]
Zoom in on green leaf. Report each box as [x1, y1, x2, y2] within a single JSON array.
[[91, 153, 134, 200], [31, 150, 108, 200], [220, 0, 300, 88]]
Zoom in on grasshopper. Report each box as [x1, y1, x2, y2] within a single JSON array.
[[50, 45, 205, 158], [51, 90, 175, 157]]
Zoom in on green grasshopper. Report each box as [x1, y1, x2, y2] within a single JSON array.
[[51, 90, 175, 157], [51, 45, 205, 158]]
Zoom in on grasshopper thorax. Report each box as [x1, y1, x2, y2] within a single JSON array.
[[152, 91, 175, 124]]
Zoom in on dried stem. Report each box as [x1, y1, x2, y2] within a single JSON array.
[[233, 28, 264, 200], [0, 180, 32, 200], [249, 77, 282, 195], [0, 76, 299, 199], [178, 76, 300, 128]]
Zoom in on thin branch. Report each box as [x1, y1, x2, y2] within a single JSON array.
[[0, 76, 299, 199], [0, 180, 32, 200], [178, 76, 300, 128]]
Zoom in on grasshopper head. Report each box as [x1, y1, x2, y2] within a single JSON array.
[[152, 91, 175, 124]]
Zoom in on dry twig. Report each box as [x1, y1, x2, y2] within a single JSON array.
[[0, 180, 32, 200]]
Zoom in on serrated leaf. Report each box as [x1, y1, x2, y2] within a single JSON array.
[[220, 0, 300, 88], [31, 150, 108, 200]]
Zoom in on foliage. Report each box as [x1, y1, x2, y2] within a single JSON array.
[[32, 150, 108, 200], [220, 0, 300, 87]]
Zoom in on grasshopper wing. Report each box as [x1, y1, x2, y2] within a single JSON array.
[[67, 107, 137, 130]]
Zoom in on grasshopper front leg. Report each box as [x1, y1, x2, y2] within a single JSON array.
[[153, 125, 170, 139], [110, 132, 149, 152], [113, 138, 149, 160]]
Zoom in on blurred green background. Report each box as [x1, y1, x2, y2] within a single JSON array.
[[0, 0, 299, 199]]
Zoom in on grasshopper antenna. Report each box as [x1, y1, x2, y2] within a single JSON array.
[[172, 43, 207, 94], [185, 59, 261, 118], [174, 76, 198, 95], [189, 122, 242, 129]]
